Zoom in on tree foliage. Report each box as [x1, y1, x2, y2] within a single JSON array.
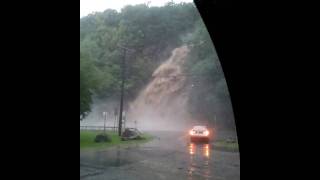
[[183, 19, 234, 129], [80, 2, 234, 128], [80, 53, 99, 119]]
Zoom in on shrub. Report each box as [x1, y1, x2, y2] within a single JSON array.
[[94, 134, 111, 143]]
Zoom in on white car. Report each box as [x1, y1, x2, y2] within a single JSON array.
[[189, 125, 210, 142]]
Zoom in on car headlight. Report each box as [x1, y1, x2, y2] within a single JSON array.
[[189, 130, 194, 135], [204, 130, 209, 136]]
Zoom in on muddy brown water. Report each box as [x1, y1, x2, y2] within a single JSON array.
[[127, 46, 195, 131]]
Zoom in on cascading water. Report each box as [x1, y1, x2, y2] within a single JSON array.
[[127, 45, 195, 131]]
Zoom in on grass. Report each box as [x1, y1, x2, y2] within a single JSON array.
[[213, 139, 239, 152], [80, 130, 153, 150]]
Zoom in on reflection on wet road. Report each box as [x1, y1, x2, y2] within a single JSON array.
[[189, 143, 210, 157], [188, 143, 211, 180], [80, 131, 240, 180]]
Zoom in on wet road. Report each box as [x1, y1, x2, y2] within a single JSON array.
[[80, 131, 240, 180]]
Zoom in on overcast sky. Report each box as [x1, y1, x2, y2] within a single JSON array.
[[80, 0, 194, 18]]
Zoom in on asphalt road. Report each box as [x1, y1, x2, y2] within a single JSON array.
[[80, 131, 240, 180]]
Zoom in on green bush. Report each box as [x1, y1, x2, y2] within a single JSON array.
[[94, 134, 111, 143]]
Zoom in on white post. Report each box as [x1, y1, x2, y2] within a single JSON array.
[[114, 114, 116, 132], [123, 111, 126, 130], [114, 108, 118, 132], [103, 112, 107, 134], [214, 115, 217, 133]]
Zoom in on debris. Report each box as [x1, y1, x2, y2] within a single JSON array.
[[121, 128, 144, 141]]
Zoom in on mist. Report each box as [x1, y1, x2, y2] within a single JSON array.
[[81, 44, 236, 133], [80, 98, 120, 127]]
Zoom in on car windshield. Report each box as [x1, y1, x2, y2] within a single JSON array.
[[194, 126, 206, 130], [80, 1, 239, 180]]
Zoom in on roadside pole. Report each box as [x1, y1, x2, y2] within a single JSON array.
[[123, 111, 126, 130], [103, 112, 107, 134], [118, 47, 126, 136], [114, 108, 118, 132], [117, 44, 135, 136], [214, 114, 217, 137]]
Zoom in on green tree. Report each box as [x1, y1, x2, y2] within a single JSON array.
[[79, 2, 234, 129], [80, 53, 99, 119]]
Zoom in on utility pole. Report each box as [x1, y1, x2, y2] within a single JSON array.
[[117, 44, 134, 136], [118, 48, 126, 136]]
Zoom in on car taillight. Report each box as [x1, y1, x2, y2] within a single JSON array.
[[204, 130, 209, 136]]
